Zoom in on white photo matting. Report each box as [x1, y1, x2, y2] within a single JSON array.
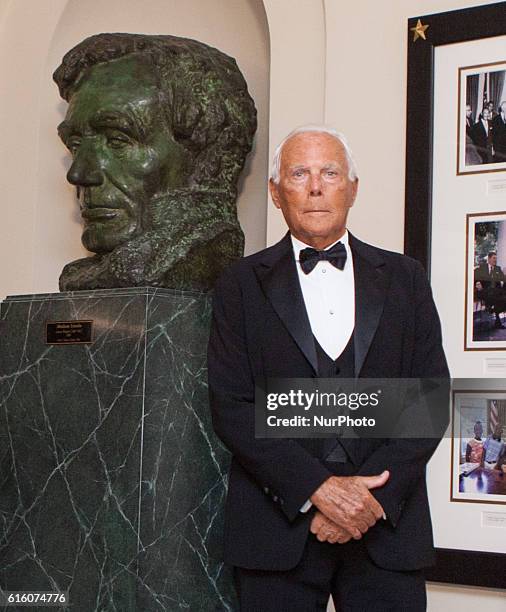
[[429, 35, 506, 556]]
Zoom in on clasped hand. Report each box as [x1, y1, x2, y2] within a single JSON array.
[[309, 471, 389, 544]]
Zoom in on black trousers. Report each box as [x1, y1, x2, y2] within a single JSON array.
[[234, 534, 426, 612]]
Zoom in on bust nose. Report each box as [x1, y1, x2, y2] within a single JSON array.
[[66, 146, 104, 187]]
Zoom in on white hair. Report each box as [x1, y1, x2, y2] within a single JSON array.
[[270, 124, 359, 184]]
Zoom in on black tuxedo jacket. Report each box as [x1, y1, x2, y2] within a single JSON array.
[[474, 262, 505, 289], [492, 114, 506, 161], [470, 120, 492, 162], [207, 233, 449, 572]]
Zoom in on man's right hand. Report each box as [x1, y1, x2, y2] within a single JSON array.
[[310, 471, 389, 539], [310, 511, 352, 544]]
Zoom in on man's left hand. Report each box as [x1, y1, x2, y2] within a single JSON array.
[[310, 511, 352, 544]]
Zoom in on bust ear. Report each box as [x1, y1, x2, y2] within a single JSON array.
[[269, 178, 282, 209]]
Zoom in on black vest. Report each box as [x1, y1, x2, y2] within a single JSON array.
[[314, 332, 355, 378], [312, 333, 355, 462]]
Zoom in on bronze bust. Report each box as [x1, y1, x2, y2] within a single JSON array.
[[54, 33, 257, 291]]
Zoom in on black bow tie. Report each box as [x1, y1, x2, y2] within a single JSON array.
[[299, 242, 347, 274]]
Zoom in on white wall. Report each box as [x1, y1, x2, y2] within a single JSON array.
[[0, 0, 269, 298], [0, 0, 67, 298], [263, 0, 326, 245]]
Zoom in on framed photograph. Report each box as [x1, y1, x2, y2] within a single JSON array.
[[465, 211, 506, 350], [458, 61, 506, 175], [451, 390, 506, 504], [405, 3, 506, 589]]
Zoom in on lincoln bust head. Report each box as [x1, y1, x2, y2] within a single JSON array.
[[54, 33, 257, 291]]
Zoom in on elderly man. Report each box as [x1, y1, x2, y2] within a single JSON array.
[[53, 33, 256, 291], [208, 126, 449, 610]]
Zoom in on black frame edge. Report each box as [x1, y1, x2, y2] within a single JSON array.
[[404, 1, 506, 589]]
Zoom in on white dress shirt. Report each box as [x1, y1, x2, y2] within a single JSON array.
[[291, 232, 387, 520], [291, 232, 355, 359], [292, 231, 355, 514]]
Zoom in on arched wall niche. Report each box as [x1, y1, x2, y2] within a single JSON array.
[[36, 0, 270, 293], [0, 0, 326, 298]]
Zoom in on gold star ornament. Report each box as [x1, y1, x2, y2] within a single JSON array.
[[411, 19, 429, 42]]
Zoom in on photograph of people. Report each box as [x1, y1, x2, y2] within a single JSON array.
[[470, 217, 506, 345], [453, 395, 506, 503], [459, 64, 506, 174]]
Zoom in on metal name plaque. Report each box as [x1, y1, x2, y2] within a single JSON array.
[[46, 320, 93, 345]]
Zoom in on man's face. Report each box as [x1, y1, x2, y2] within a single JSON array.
[[474, 422, 483, 438], [483, 109, 490, 121], [466, 105, 472, 118], [488, 254, 497, 267], [58, 54, 188, 254], [269, 132, 358, 249], [493, 423, 503, 438]]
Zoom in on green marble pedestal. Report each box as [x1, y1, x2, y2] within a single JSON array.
[[0, 288, 235, 611]]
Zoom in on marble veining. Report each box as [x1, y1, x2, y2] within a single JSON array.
[[0, 289, 236, 611]]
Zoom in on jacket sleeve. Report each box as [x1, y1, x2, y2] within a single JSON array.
[[207, 267, 332, 522], [357, 260, 450, 527]]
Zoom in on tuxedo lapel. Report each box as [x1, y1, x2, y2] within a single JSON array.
[[350, 235, 389, 376], [255, 233, 390, 376], [255, 234, 318, 373], [334, 236, 389, 466]]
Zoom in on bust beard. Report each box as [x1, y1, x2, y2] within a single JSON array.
[[59, 188, 244, 292]]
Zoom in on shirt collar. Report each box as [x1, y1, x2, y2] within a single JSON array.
[[291, 230, 350, 261]]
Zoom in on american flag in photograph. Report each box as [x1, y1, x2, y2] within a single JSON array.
[[482, 73, 489, 108], [490, 399, 499, 432]]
